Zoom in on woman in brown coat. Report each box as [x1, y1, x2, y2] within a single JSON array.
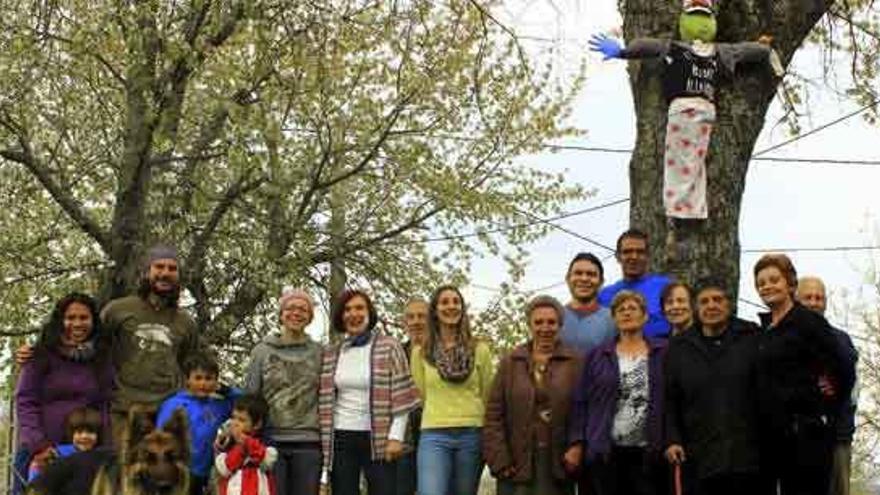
[[483, 295, 584, 495]]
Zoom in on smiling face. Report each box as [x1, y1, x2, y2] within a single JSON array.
[[281, 297, 312, 332], [567, 259, 603, 304], [529, 306, 561, 350], [147, 258, 180, 295], [663, 286, 693, 330], [756, 266, 794, 308], [343, 295, 371, 336], [436, 289, 464, 327], [72, 428, 98, 452], [62, 301, 94, 345]]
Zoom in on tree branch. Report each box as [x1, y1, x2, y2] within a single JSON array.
[[0, 132, 110, 251]]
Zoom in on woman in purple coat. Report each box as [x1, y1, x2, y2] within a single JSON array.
[[14, 292, 114, 487]]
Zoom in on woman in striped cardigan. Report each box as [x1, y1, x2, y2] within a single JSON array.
[[318, 289, 421, 495]]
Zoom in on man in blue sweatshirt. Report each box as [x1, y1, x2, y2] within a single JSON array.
[[598, 229, 672, 338], [157, 352, 239, 495]]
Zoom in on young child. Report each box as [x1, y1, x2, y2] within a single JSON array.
[[26, 406, 113, 495], [215, 394, 277, 495], [27, 406, 101, 483], [157, 352, 239, 495]]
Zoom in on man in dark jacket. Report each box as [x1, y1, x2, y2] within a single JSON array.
[[664, 282, 762, 495], [797, 276, 859, 495]]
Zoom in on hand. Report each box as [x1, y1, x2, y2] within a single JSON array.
[[757, 34, 774, 45], [16, 344, 34, 365], [818, 374, 837, 398], [231, 424, 247, 445], [562, 444, 583, 473], [31, 446, 57, 469], [588, 33, 623, 60], [665, 444, 686, 465], [384, 440, 404, 462]]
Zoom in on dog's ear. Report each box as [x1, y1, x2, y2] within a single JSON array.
[[162, 408, 191, 461], [126, 406, 156, 447]]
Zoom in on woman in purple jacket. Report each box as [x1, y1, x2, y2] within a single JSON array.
[[569, 290, 667, 495], [14, 292, 114, 487]]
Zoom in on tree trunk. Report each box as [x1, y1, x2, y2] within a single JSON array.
[[624, 0, 831, 302]]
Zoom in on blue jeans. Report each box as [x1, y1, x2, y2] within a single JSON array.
[[417, 427, 483, 495]]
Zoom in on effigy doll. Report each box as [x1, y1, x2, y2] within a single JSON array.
[[589, 0, 784, 220]]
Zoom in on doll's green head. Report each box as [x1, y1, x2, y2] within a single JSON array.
[[679, 0, 717, 42]]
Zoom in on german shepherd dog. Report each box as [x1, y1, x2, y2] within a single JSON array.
[[91, 407, 191, 495]]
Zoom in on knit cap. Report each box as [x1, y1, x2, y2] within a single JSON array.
[[144, 244, 179, 268], [279, 288, 315, 320]]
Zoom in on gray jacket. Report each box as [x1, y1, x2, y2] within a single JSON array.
[[245, 333, 322, 442]]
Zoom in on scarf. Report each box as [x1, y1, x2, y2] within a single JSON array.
[[432, 335, 474, 383], [57, 339, 97, 362], [347, 329, 373, 348]]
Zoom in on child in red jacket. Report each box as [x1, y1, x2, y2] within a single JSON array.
[[215, 394, 277, 495]]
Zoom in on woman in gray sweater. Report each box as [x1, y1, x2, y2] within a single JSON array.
[[245, 288, 323, 495]]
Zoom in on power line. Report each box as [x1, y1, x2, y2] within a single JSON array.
[[540, 142, 880, 166], [752, 101, 878, 157], [389, 197, 629, 245], [511, 205, 616, 252], [742, 245, 880, 254]]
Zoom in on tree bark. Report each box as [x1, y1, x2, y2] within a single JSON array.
[[624, 0, 831, 302]]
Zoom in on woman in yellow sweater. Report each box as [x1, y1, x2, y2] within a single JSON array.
[[411, 285, 494, 495]]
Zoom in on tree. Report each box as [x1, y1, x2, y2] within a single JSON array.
[[0, 1, 587, 349], [622, 0, 855, 297]]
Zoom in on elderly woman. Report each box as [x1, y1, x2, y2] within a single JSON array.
[[411, 285, 495, 495], [15, 293, 113, 490], [483, 295, 583, 495], [569, 290, 667, 495], [245, 288, 323, 495], [753, 254, 853, 495], [318, 289, 421, 495], [661, 281, 694, 337]]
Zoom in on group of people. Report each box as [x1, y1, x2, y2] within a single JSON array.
[[12, 229, 858, 495]]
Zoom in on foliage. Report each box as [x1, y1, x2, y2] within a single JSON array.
[[0, 0, 587, 362]]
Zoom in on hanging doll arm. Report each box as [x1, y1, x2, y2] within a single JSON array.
[[717, 39, 785, 77], [589, 34, 670, 60]]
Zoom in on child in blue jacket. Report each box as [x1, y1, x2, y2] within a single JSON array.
[[157, 352, 240, 495]]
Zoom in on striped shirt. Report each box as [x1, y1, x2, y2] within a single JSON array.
[[318, 333, 420, 474]]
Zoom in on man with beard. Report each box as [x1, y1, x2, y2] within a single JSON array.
[[560, 252, 616, 354], [664, 282, 762, 495], [100, 244, 200, 447]]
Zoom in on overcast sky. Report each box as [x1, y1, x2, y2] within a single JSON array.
[[456, 0, 880, 336]]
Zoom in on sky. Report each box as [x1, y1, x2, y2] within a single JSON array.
[[454, 0, 880, 337]]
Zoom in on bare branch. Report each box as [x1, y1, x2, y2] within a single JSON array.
[[0, 126, 110, 251]]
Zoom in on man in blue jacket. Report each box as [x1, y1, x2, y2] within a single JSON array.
[[598, 229, 671, 338]]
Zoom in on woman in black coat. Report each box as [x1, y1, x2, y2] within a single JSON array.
[[664, 282, 761, 495], [752, 254, 854, 495]]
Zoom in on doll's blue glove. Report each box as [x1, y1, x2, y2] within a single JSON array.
[[588, 33, 623, 60]]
